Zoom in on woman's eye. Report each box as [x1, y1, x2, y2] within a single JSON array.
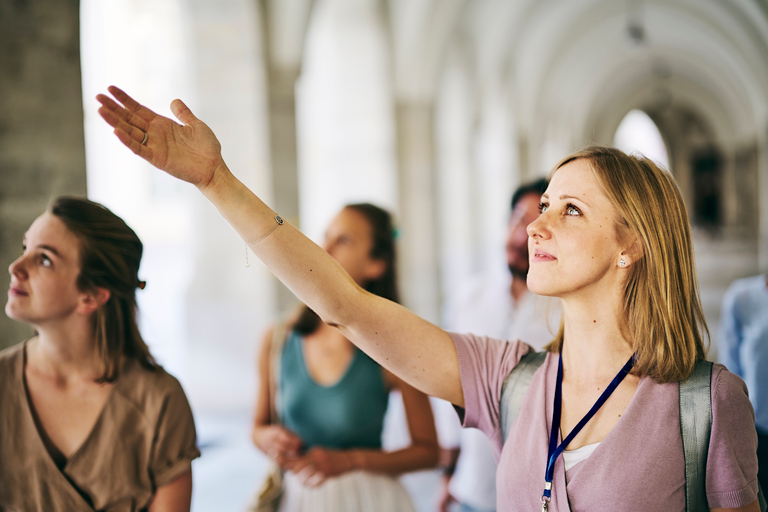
[[538, 203, 548, 214], [40, 254, 52, 267], [566, 205, 581, 216]]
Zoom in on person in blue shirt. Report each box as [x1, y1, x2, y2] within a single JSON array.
[[720, 273, 768, 494]]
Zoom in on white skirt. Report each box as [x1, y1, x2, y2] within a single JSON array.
[[278, 470, 417, 512]]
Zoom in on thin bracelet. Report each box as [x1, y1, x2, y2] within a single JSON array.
[[245, 215, 284, 267]]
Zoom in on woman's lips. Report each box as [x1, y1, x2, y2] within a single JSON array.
[[531, 250, 556, 262], [8, 287, 29, 297]]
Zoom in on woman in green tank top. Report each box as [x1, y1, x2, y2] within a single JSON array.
[[250, 204, 439, 512]]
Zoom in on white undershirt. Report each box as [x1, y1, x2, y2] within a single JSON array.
[[562, 441, 601, 471]]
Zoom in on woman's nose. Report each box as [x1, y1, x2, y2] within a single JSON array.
[[8, 254, 27, 279], [527, 213, 548, 239]]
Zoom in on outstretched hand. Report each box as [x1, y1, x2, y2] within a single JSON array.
[[96, 86, 224, 189]]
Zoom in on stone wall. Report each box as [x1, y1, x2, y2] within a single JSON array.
[[0, 0, 87, 349]]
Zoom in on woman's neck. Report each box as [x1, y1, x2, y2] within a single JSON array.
[[559, 298, 634, 384], [29, 322, 103, 382]]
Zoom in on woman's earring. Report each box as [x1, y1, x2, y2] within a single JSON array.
[[619, 258, 627, 267]]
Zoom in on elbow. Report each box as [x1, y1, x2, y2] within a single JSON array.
[[425, 443, 440, 468], [415, 440, 440, 470], [319, 285, 368, 330]]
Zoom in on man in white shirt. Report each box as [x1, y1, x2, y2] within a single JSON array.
[[436, 178, 561, 512]]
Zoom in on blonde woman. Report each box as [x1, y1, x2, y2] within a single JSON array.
[[98, 87, 760, 512]]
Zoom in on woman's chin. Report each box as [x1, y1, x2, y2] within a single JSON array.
[[526, 275, 554, 296]]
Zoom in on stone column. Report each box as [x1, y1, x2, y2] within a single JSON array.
[[759, 126, 768, 270], [395, 101, 441, 323], [0, 0, 87, 349], [265, 66, 303, 317]]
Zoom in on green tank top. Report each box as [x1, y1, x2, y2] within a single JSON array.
[[279, 330, 389, 450]]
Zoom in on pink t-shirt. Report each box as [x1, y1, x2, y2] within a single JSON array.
[[451, 332, 760, 511]]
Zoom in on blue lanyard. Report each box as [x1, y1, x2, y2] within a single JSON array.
[[541, 353, 635, 510]]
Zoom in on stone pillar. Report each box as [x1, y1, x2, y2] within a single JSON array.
[[759, 125, 768, 270], [0, 0, 87, 349], [177, 0, 279, 412], [395, 102, 440, 323], [265, 66, 303, 317]]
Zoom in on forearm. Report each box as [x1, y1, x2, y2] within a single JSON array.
[[200, 164, 362, 327], [200, 165, 464, 405], [346, 442, 440, 476], [148, 471, 192, 512]]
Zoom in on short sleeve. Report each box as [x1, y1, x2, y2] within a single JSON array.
[[706, 365, 759, 508], [150, 377, 201, 488], [451, 333, 533, 441]]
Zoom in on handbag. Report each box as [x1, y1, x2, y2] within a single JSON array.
[[251, 463, 283, 512], [249, 323, 288, 512]]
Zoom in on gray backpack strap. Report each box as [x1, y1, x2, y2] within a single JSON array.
[[500, 351, 547, 445], [680, 360, 767, 511], [679, 359, 713, 512]]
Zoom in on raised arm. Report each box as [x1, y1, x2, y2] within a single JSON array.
[[97, 87, 463, 406]]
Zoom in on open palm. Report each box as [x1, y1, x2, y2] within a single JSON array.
[[97, 86, 223, 189]]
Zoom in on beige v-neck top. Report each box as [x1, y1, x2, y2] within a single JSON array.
[[0, 342, 200, 512]]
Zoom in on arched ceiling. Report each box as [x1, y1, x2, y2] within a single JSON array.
[[505, 0, 768, 144], [263, 0, 768, 149], [387, 0, 466, 102]]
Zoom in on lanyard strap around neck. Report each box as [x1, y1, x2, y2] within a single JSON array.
[[542, 353, 635, 504]]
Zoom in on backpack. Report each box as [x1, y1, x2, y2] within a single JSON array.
[[499, 353, 767, 512]]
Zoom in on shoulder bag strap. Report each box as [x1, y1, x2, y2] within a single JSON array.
[[500, 351, 547, 445], [679, 359, 713, 512], [269, 323, 288, 425]]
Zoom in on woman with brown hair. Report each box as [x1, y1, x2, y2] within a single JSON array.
[[251, 203, 438, 511], [1, 196, 199, 512], [97, 86, 761, 511]]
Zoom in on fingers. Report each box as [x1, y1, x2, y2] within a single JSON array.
[[97, 95, 150, 146], [264, 427, 303, 466], [304, 471, 326, 488], [170, 99, 200, 126], [273, 428, 303, 455], [113, 127, 153, 160], [292, 458, 326, 488], [275, 452, 300, 471], [107, 85, 159, 123]]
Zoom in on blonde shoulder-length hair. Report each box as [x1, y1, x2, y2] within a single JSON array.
[[544, 146, 708, 383]]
